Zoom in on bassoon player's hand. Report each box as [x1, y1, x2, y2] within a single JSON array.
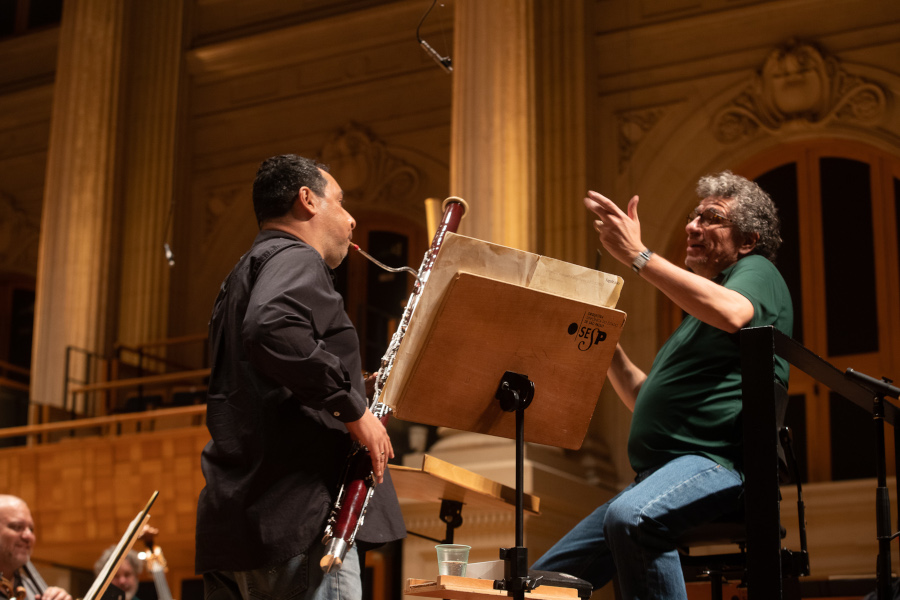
[[346, 410, 394, 483]]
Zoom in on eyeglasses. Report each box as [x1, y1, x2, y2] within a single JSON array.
[[686, 208, 733, 227]]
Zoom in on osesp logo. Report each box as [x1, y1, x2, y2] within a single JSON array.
[[567, 322, 606, 351]]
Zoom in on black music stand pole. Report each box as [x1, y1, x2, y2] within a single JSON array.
[[846, 369, 900, 600], [873, 393, 892, 600], [492, 371, 540, 600]]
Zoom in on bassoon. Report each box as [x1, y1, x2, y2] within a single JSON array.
[[320, 196, 468, 572]]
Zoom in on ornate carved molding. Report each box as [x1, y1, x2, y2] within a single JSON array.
[[616, 106, 668, 174], [714, 40, 889, 144], [0, 191, 40, 275], [200, 125, 425, 254], [319, 122, 422, 214]]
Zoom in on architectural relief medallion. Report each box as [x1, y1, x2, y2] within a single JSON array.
[[0, 192, 40, 275], [200, 124, 429, 255], [616, 107, 668, 173], [714, 41, 888, 143], [319, 123, 422, 215]]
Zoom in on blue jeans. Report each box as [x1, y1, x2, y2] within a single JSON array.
[[531, 454, 742, 600], [203, 542, 362, 600]]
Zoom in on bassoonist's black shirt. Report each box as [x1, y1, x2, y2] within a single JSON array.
[[195, 229, 405, 573]]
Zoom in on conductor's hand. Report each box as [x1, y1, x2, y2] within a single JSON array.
[[583, 191, 646, 266], [36, 587, 73, 600], [346, 410, 394, 484]]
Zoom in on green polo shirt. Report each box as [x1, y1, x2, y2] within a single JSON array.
[[627, 254, 792, 474]]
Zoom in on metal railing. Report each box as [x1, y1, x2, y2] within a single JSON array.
[[63, 334, 208, 417], [62, 346, 110, 415], [0, 404, 207, 445], [0, 359, 30, 392]]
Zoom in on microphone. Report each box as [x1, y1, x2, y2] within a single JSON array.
[[164, 243, 175, 267], [419, 39, 452, 73]]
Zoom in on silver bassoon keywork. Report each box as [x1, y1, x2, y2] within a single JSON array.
[[320, 197, 468, 572]]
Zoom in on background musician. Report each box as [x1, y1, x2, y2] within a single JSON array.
[[0, 495, 72, 600], [93, 547, 142, 600], [531, 172, 792, 600], [195, 155, 405, 600]]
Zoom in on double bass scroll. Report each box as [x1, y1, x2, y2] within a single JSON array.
[[140, 526, 175, 600]]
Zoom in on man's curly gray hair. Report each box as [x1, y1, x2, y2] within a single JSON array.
[[696, 171, 782, 262]]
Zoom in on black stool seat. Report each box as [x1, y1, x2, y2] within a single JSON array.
[[677, 506, 746, 548]]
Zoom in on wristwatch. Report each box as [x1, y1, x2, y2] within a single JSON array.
[[632, 249, 653, 273]]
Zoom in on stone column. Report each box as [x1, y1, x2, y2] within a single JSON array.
[[450, 0, 537, 251], [533, 1, 591, 265], [438, 8, 619, 598], [115, 0, 184, 358], [32, 0, 186, 410], [533, 0, 621, 494], [32, 0, 126, 411]]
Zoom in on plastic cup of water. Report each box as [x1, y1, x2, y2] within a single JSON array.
[[435, 544, 471, 577]]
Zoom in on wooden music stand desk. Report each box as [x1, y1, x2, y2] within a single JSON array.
[[390, 454, 539, 545], [405, 575, 582, 600], [382, 234, 625, 599], [390, 454, 540, 515], [381, 234, 626, 450]]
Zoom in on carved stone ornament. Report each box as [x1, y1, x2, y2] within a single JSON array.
[[616, 106, 667, 173], [0, 191, 40, 275], [319, 123, 421, 212], [714, 41, 888, 143]]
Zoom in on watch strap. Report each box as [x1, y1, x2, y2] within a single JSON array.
[[632, 249, 653, 273]]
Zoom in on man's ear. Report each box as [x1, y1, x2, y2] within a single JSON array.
[[739, 231, 760, 256], [293, 186, 318, 218]]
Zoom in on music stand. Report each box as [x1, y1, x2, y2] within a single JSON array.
[[83, 491, 158, 600], [383, 235, 625, 599]]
